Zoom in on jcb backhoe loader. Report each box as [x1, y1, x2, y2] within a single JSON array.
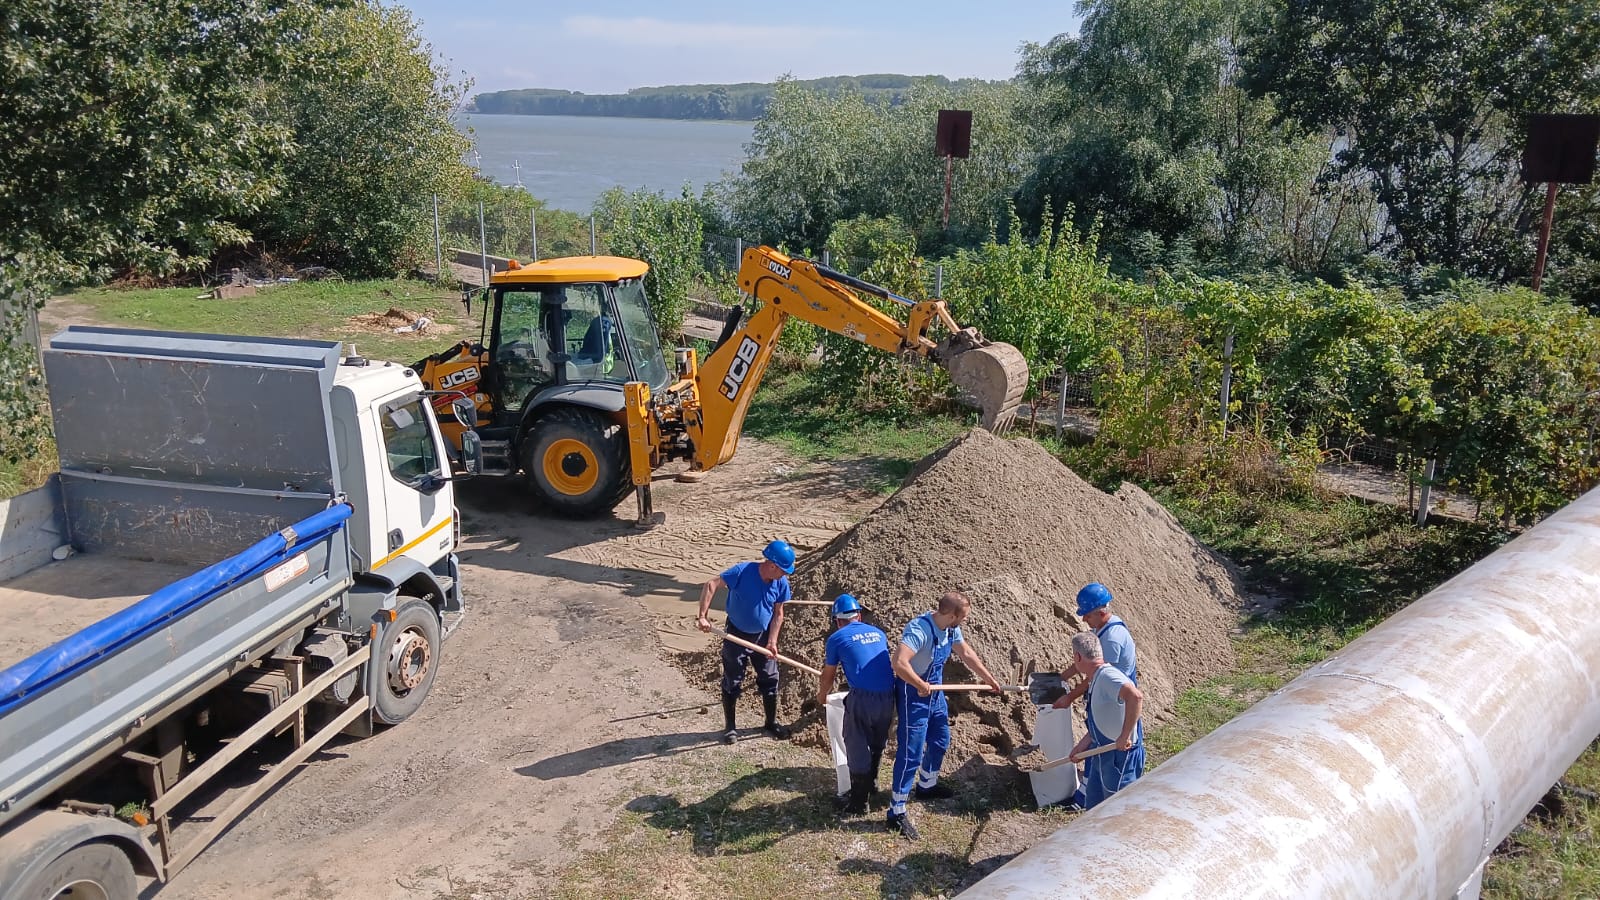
[[415, 246, 1028, 521]]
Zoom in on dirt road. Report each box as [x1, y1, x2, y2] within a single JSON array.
[[156, 442, 881, 899]]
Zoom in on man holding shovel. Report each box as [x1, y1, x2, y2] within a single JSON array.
[[1052, 582, 1137, 712], [886, 591, 1004, 839], [1066, 630, 1145, 809], [696, 539, 796, 744], [815, 594, 895, 816]]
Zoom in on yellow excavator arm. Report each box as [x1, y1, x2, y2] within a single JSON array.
[[679, 245, 1028, 474]]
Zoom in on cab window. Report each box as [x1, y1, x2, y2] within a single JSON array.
[[381, 397, 440, 488]]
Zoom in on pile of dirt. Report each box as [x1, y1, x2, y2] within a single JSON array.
[[346, 306, 456, 336], [677, 428, 1245, 765]]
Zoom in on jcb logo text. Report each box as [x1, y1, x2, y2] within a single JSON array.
[[441, 366, 480, 388], [719, 338, 761, 400]]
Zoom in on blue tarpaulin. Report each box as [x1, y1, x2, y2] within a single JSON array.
[[0, 504, 352, 715]]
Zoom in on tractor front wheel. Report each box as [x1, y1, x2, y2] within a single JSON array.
[[521, 407, 633, 517]]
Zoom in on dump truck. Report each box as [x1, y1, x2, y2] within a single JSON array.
[[415, 245, 1029, 522], [0, 328, 480, 899]]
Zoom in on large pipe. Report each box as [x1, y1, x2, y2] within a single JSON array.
[[964, 486, 1600, 899]]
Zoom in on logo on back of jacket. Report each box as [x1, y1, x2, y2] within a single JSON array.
[[720, 337, 761, 400]]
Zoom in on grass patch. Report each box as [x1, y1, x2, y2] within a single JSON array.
[[743, 367, 974, 492], [58, 278, 471, 364], [1484, 744, 1600, 899], [0, 435, 56, 499], [553, 741, 1070, 900]]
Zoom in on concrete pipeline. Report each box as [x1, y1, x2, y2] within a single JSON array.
[[963, 485, 1600, 899]]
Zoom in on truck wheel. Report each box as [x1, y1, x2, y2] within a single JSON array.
[[373, 599, 440, 725], [19, 842, 136, 900], [521, 406, 632, 517]]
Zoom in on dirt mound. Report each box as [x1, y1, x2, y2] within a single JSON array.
[[680, 428, 1245, 766], [346, 307, 457, 336]]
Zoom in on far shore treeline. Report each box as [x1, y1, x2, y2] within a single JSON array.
[[470, 74, 995, 120]]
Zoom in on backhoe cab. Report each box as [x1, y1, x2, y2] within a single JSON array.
[[415, 248, 1028, 523]]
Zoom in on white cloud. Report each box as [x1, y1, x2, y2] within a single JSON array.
[[561, 15, 857, 48]]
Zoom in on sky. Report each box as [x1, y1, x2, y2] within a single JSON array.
[[398, 1, 1085, 96]]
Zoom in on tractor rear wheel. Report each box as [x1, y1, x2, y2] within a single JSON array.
[[521, 407, 633, 516]]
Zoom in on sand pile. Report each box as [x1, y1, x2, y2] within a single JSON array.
[[677, 428, 1245, 764]]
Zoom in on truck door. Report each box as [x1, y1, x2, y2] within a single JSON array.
[[372, 393, 455, 573]]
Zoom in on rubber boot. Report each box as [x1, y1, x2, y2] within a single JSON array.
[[721, 693, 739, 745], [761, 694, 790, 738], [887, 809, 920, 840], [844, 774, 870, 815]]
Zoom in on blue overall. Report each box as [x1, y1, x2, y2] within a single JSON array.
[[1098, 617, 1138, 684], [891, 613, 959, 806], [1080, 665, 1145, 810]]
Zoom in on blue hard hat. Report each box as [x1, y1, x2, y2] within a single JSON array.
[[762, 539, 796, 574], [832, 593, 862, 618], [1076, 582, 1113, 617]]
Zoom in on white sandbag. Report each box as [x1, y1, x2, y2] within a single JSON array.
[[1030, 704, 1079, 808], [825, 691, 850, 795]]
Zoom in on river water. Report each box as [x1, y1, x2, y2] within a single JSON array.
[[459, 113, 754, 213]]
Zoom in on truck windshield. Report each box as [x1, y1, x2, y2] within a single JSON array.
[[612, 278, 670, 391]]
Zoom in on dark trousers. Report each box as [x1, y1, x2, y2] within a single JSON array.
[[720, 624, 779, 698], [843, 688, 895, 778]]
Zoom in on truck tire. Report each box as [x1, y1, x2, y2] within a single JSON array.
[[521, 406, 632, 517], [18, 842, 136, 900], [373, 598, 441, 725]]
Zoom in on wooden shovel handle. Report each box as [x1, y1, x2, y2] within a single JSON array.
[[712, 627, 823, 677], [928, 683, 1026, 693], [1032, 742, 1123, 772]]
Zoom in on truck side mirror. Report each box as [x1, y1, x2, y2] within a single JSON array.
[[460, 430, 483, 476], [450, 396, 476, 428]]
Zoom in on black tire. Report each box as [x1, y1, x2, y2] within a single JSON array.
[[520, 406, 632, 517], [19, 842, 136, 900], [373, 598, 441, 726]]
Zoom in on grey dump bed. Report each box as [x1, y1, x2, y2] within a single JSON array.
[[0, 328, 357, 830], [0, 555, 193, 671]]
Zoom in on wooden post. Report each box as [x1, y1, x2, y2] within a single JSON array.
[[432, 194, 442, 280], [1417, 457, 1437, 527], [943, 154, 954, 230], [1533, 182, 1558, 292], [1220, 330, 1235, 436]]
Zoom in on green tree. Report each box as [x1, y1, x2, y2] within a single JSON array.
[[594, 187, 706, 340], [721, 78, 1033, 252], [1244, 0, 1600, 280], [1018, 0, 1369, 274], [1, 0, 314, 451], [254, 2, 472, 275]]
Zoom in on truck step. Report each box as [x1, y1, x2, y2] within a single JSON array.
[[479, 439, 515, 475], [433, 575, 455, 597], [440, 609, 466, 639]]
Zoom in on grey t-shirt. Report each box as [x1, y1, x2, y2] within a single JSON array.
[[1088, 664, 1135, 741]]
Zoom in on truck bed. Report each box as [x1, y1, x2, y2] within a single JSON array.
[[0, 556, 195, 670]]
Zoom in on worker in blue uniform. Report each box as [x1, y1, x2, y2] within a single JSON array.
[[696, 539, 797, 744], [815, 594, 896, 816], [886, 591, 1003, 839], [1052, 582, 1137, 712], [1066, 630, 1145, 809]]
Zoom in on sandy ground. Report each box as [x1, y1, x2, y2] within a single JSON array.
[[150, 442, 882, 900]]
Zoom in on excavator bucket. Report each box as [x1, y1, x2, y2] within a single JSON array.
[[937, 330, 1029, 432]]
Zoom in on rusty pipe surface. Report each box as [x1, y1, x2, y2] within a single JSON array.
[[964, 486, 1600, 899]]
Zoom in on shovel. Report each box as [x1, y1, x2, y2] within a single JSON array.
[[712, 626, 823, 677], [1024, 742, 1122, 773]]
